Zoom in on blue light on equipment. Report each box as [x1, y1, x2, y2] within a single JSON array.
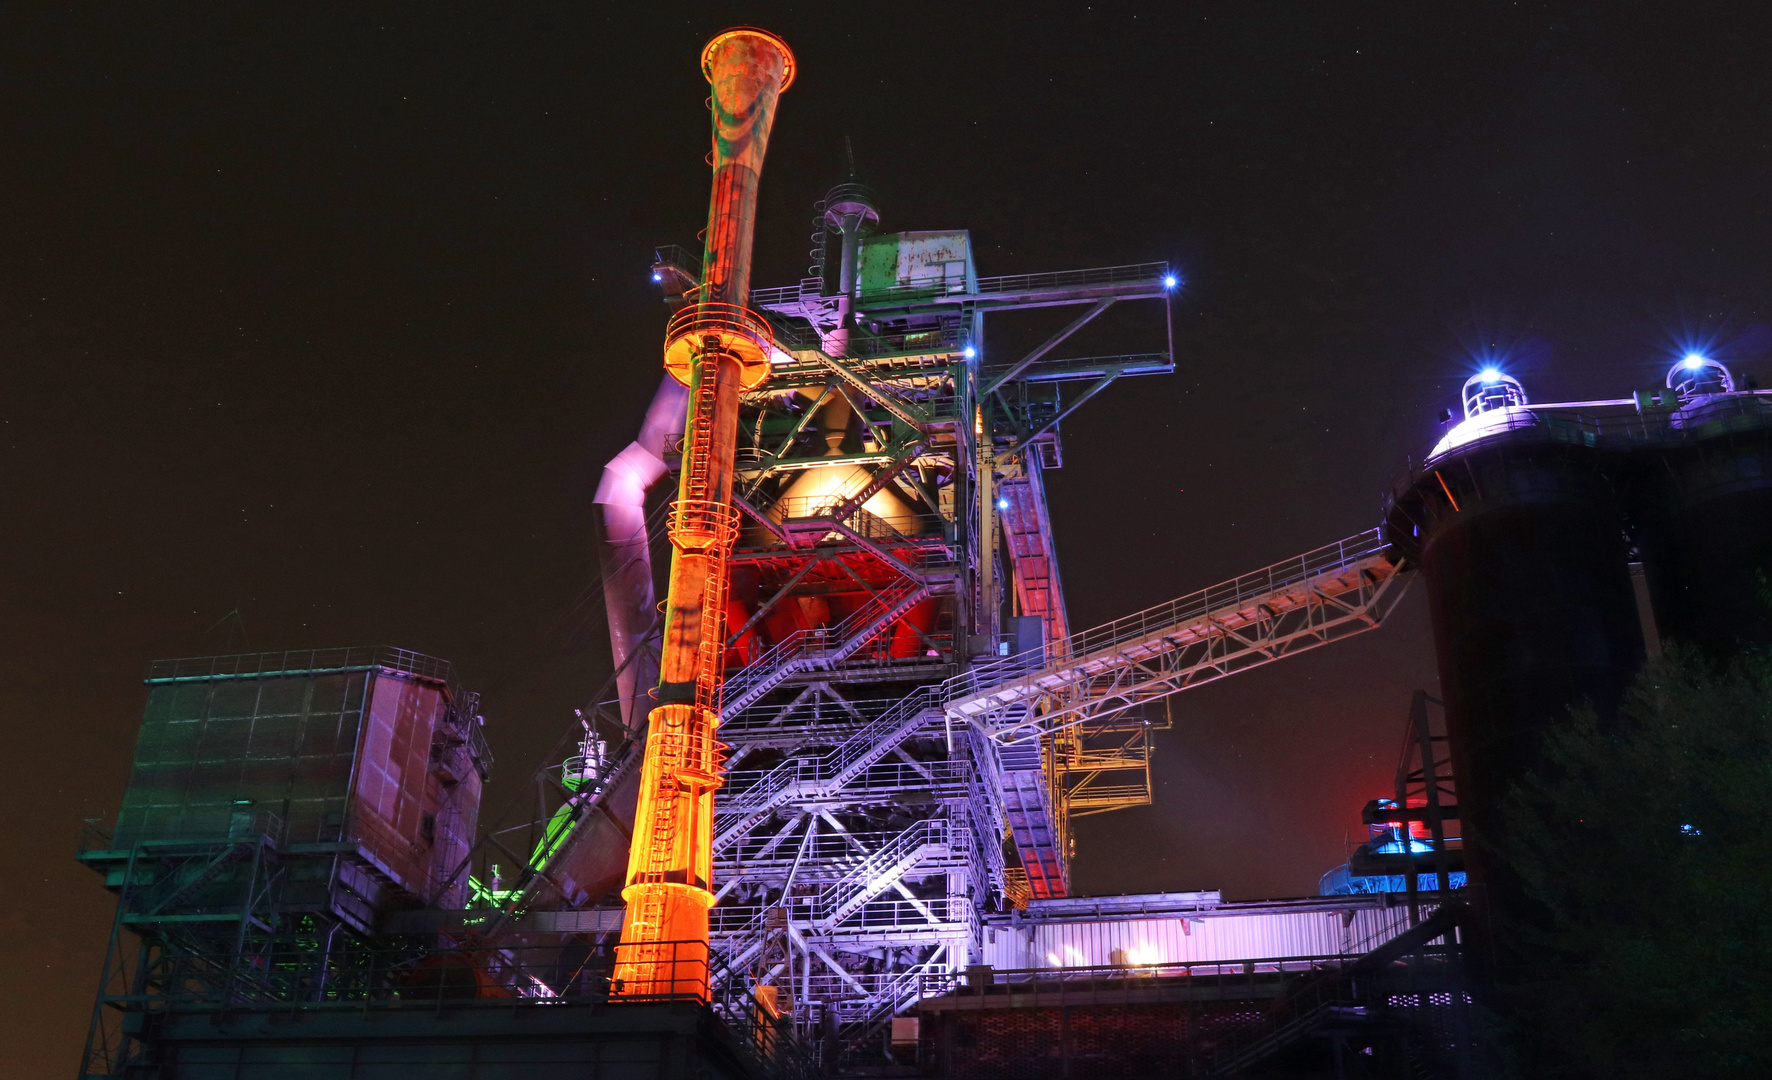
[[963, 345, 977, 359], [1683, 353, 1707, 370], [1479, 367, 1502, 383], [652, 272, 662, 282], [1163, 275, 1178, 289], [996, 498, 1009, 511]]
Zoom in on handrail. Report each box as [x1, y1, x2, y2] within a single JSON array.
[[713, 687, 942, 850], [719, 579, 932, 720], [752, 261, 1171, 317], [945, 527, 1393, 707]]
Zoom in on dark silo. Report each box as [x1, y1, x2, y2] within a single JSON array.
[[1629, 357, 1772, 657], [1387, 373, 1645, 955]]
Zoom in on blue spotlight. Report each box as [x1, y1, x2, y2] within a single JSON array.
[[996, 498, 1009, 511], [1479, 367, 1502, 383], [963, 345, 977, 359], [651, 272, 662, 282], [1163, 275, 1178, 290], [1683, 353, 1707, 370]]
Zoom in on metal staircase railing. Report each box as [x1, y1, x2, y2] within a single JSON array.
[[813, 819, 949, 929], [720, 578, 931, 718], [945, 527, 1411, 742], [709, 818, 954, 978], [713, 688, 943, 853]]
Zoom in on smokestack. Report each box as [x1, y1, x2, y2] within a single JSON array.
[[613, 27, 793, 1002]]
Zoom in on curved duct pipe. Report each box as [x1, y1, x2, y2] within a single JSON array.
[[593, 375, 688, 734]]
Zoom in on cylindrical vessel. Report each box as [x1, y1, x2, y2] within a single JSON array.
[[614, 27, 793, 1002], [1631, 405, 1772, 657], [1388, 425, 1644, 957]]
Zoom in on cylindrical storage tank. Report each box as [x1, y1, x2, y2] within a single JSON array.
[[1388, 418, 1644, 954], [1629, 395, 1772, 658]]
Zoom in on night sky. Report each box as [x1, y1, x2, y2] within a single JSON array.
[[8, 4, 1772, 1071]]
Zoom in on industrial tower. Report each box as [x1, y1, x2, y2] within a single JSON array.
[[529, 28, 1414, 1052], [77, 29, 1450, 1079]]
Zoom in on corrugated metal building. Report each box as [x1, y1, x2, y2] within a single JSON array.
[[981, 891, 1429, 972]]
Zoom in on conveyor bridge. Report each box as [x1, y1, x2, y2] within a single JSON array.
[[945, 527, 1412, 744]]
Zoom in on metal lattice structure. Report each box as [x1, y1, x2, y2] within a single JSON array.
[[547, 193, 1426, 1056], [693, 246, 1182, 1055], [945, 528, 1414, 743], [74, 31, 1439, 1079]]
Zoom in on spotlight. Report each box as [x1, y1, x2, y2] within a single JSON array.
[[963, 345, 977, 359], [1480, 367, 1502, 383], [996, 498, 1009, 511], [1163, 275, 1178, 290], [1683, 353, 1708, 370], [651, 272, 662, 282]]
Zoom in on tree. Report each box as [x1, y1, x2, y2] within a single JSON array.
[[1499, 646, 1772, 1077]]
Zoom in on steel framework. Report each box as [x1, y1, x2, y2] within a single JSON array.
[[560, 211, 1423, 1057]]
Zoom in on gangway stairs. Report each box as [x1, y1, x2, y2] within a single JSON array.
[[718, 578, 932, 719], [946, 527, 1413, 744], [711, 818, 964, 1016], [713, 686, 945, 854]]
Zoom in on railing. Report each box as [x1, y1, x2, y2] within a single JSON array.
[[711, 890, 966, 939], [720, 694, 902, 737], [652, 244, 703, 283], [1204, 907, 1467, 1077], [96, 937, 816, 1077], [713, 687, 944, 848], [719, 578, 930, 714], [84, 811, 292, 854], [756, 261, 1173, 311], [981, 350, 1174, 385], [814, 819, 948, 928], [918, 954, 1358, 1004], [664, 302, 776, 353], [146, 645, 458, 687], [749, 282, 819, 309], [766, 497, 946, 541], [763, 315, 967, 361], [717, 827, 906, 870], [724, 760, 965, 805], [973, 261, 1170, 297], [1424, 391, 1772, 464], [946, 527, 1393, 705]]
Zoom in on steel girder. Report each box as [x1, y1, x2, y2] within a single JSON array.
[[947, 529, 1416, 745]]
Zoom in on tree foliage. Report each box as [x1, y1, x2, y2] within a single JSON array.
[[1500, 646, 1772, 1077]]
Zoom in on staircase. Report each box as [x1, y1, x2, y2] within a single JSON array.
[[813, 819, 949, 929], [720, 579, 931, 718], [710, 818, 953, 976], [713, 686, 943, 853]]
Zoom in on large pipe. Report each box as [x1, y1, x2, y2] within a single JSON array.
[[613, 27, 793, 1001], [594, 375, 688, 733]]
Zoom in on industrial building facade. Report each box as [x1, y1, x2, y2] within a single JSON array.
[[80, 24, 1772, 1080]]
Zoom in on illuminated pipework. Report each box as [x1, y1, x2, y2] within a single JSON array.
[[613, 27, 794, 1001]]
